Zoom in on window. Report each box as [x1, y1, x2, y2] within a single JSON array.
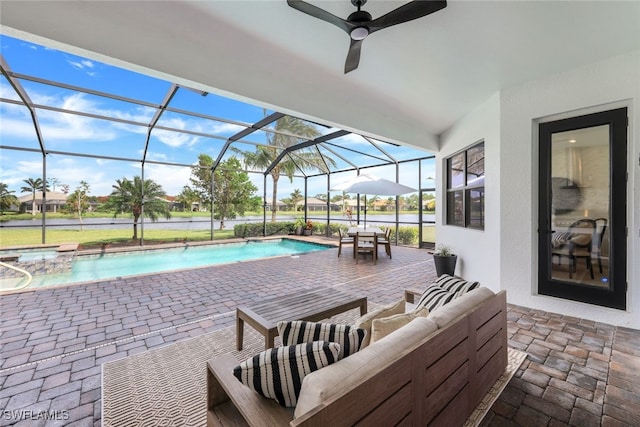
[[446, 141, 484, 229]]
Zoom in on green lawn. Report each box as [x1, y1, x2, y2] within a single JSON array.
[[0, 228, 235, 249]]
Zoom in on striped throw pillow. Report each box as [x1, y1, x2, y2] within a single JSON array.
[[435, 274, 480, 298], [233, 341, 340, 407], [415, 285, 456, 311], [277, 320, 365, 359]]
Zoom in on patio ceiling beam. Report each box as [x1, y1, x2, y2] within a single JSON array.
[[313, 145, 331, 174], [322, 141, 389, 163], [3, 99, 150, 127], [10, 71, 328, 147], [0, 145, 196, 168], [212, 112, 285, 171], [264, 129, 350, 175], [304, 154, 434, 179], [317, 143, 358, 170], [8, 71, 160, 109], [0, 56, 46, 155], [364, 136, 397, 163], [1, 97, 276, 151], [285, 154, 308, 178], [143, 84, 179, 165]]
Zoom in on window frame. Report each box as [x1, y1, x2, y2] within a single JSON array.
[[445, 140, 485, 230]]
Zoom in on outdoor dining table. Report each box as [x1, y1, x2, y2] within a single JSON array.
[[347, 226, 384, 261], [347, 226, 384, 236]]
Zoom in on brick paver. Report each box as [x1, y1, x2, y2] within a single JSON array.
[[1, 239, 638, 426], [481, 303, 640, 427]]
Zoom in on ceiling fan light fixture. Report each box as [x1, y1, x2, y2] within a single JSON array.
[[350, 26, 369, 40], [287, 0, 447, 73]]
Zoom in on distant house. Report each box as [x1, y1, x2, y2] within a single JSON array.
[[263, 199, 286, 211], [335, 198, 363, 212], [18, 191, 68, 213], [296, 198, 340, 212]]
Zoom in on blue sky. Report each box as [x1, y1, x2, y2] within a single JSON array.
[[0, 35, 434, 200]]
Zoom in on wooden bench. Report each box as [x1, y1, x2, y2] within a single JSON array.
[[236, 287, 367, 350], [207, 354, 293, 427]]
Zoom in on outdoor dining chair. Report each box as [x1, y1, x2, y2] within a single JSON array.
[[337, 228, 354, 257], [376, 227, 392, 259], [551, 218, 596, 279], [355, 232, 377, 264]]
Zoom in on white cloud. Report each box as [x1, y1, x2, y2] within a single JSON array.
[[142, 163, 192, 195], [210, 122, 244, 135], [67, 58, 97, 76]]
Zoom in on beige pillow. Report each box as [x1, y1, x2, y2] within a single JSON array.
[[370, 307, 430, 343], [354, 298, 405, 347]]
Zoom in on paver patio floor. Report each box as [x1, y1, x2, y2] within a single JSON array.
[[1, 241, 638, 426]]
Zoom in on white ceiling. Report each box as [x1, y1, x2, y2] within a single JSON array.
[[2, 1, 639, 152]]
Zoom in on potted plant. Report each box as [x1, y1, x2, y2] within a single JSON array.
[[291, 217, 305, 235], [303, 220, 313, 236], [433, 244, 457, 277]]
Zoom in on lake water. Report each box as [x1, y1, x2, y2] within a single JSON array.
[[1, 213, 431, 230]]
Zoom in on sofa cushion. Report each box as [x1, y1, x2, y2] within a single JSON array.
[[415, 286, 456, 311], [427, 287, 495, 328], [435, 274, 481, 298], [294, 316, 438, 418], [233, 341, 340, 407], [354, 298, 405, 347], [370, 307, 430, 343], [277, 320, 365, 359]]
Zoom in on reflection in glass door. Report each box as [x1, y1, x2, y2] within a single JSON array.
[[538, 108, 627, 309], [549, 126, 610, 285]]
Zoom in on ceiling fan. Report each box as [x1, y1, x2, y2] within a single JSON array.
[[287, 0, 447, 74]]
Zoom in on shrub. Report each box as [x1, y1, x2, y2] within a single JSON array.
[[233, 222, 294, 238], [395, 226, 418, 245]]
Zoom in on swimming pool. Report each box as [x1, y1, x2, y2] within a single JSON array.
[[0, 247, 59, 261], [19, 239, 331, 289]]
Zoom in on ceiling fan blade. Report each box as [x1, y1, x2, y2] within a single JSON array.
[[369, 0, 447, 33], [287, 0, 354, 34], [344, 39, 363, 74]]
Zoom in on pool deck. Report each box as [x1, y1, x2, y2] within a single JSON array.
[[1, 239, 639, 426]]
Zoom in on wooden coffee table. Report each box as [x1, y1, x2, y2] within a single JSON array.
[[236, 287, 367, 350]]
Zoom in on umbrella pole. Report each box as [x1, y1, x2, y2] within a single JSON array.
[[364, 195, 367, 229]]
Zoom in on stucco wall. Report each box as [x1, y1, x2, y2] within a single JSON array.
[[437, 51, 639, 327], [436, 93, 501, 293], [499, 50, 639, 328]]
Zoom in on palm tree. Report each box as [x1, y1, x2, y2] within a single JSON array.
[[20, 177, 47, 216], [290, 189, 303, 211], [107, 176, 171, 240], [0, 182, 18, 214], [235, 116, 335, 222]]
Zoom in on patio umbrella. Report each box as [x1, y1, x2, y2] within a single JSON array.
[[331, 174, 417, 228]]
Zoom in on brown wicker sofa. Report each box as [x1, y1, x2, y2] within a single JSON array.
[[206, 287, 507, 426]]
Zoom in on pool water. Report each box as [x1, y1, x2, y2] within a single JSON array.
[[27, 239, 329, 288], [0, 248, 58, 261]]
